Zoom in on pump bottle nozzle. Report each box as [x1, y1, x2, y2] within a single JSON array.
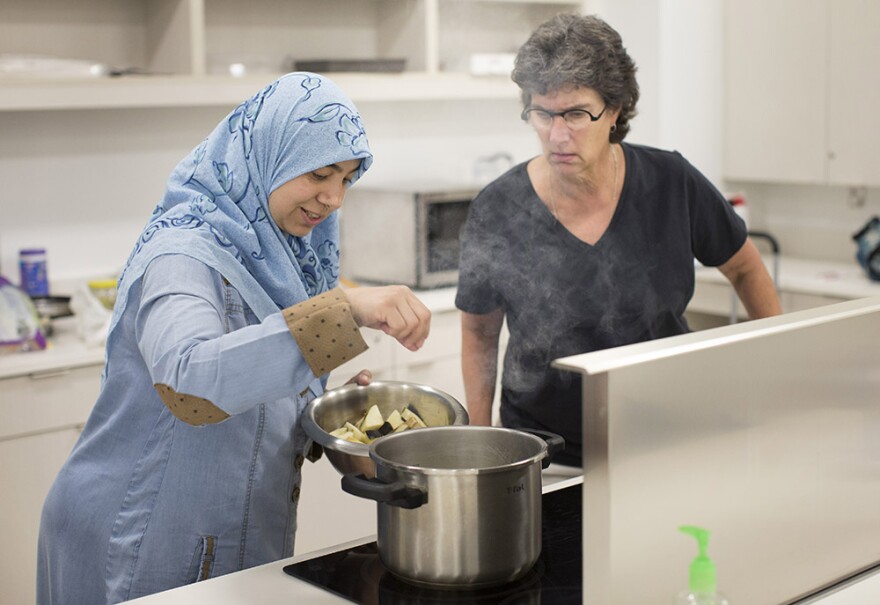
[[679, 525, 717, 594]]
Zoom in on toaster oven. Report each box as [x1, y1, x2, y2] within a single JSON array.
[[339, 186, 478, 289]]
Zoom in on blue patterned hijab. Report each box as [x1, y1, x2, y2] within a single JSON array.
[[108, 73, 372, 340]]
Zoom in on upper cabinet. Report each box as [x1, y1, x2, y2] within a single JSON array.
[[0, 0, 580, 111], [723, 0, 880, 187], [826, 0, 880, 186]]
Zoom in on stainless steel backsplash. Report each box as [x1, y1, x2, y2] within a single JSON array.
[[555, 296, 880, 604]]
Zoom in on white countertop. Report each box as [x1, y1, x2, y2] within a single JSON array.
[[3, 256, 876, 380], [3, 255, 876, 380], [695, 255, 880, 300], [125, 477, 584, 604], [122, 470, 879, 605], [0, 316, 105, 380], [0, 288, 458, 381], [121, 556, 880, 605], [125, 535, 372, 604], [803, 570, 880, 604]]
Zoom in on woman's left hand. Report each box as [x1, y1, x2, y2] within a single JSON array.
[[345, 369, 373, 386]]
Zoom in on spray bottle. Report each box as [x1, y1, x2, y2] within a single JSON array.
[[675, 525, 730, 605]]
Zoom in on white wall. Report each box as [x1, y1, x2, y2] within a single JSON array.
[[590, 0, 879, 263], [0, 106, 228, 284], [587, 0, 724, 183], [2, 0, 874, 288], [726, 181, 880, 263], [0, 0, 727, 289], [0, 99, 539, 288]]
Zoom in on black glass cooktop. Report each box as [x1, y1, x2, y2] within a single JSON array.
[[283, 482, 582, 604]]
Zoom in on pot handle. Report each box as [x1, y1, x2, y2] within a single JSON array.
[[520, 429, 566, 469], [341, 474, 428, 509]]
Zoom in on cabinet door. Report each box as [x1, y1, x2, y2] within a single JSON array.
[[326, 328, 396, 390], [723, 0, 827, 183], [0, 428, 82, 605], [394, 309, 463, 398], [400, 356, 465, 405], [781, 291, 849, 312], [0, 365, 100, 440], [827, 0, 880, 186], [295, 455, 375, 556]]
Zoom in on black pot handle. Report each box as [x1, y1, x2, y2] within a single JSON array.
[[519, 429, 566, 469], [341, 474, 428, 509]]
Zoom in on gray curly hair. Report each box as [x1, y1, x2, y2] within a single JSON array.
[[512, 13, 639, 143]]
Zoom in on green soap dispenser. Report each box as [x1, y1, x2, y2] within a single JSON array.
[[674, 525, 730, 605]]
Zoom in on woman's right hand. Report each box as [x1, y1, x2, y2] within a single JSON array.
[[345, 369, 372, 386], [345, 285, 431, 351]]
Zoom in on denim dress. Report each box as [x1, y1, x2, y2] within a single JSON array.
[[37, 254, 327, 604]]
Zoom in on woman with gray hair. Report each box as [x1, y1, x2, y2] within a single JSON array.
[[456, 13, 780, 467]]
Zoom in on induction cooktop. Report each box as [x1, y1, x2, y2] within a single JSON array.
[[283, 481, 582, 604]]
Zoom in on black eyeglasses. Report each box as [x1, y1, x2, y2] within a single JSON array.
[[521, 105, 607, 131]]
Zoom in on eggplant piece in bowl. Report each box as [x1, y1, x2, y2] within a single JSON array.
[[302, 381, 469, 478]]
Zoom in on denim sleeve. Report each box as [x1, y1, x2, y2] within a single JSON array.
[[135, 254, 317, 416]]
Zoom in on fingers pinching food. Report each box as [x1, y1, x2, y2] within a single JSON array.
[[345, 285, 431, 350]]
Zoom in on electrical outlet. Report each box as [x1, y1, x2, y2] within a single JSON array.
[[847, 186, 868, 208]]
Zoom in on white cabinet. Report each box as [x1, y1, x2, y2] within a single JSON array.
[[326, 305, 465, 403], [688, 278, 849, 325], [826, 0, 880, 185], [723, 0, 880, 186], [686, 256, 877, 328], [394, 308, 464, 403], [0, 430, 84, 605], [0, 0, 580, 111], [0, 363, 102, 605], [299, 303, 465, 556], [325, 325, 397, 389], [295, 455, 376, 556]]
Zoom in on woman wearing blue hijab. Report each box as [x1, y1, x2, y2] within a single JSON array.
[[36, 73, 430, 604]]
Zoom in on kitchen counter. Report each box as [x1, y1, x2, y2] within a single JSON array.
[[4, 255, 876, 380], [418, 257, 880, 313], [689, 255, 880, 322], [0, 288, 459, 381], [0, 316, 104, 380], [122, 468, 880, 605], [694, 255, 880, 301], [126, 475, 584, 604]]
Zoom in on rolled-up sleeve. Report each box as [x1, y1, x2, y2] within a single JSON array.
[[136, 255, 364, 423]]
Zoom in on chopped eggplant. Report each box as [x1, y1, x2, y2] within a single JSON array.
[[366, 421, 394, 440], [361, 404, 385, 432], [329, 427, 352, 440], [353, 410, 368, 431], [405, 403, 424, 422], [401, 407, 427, 429], [386, 409, 404, 430], [331, 403, 439, 444], [344, 422, 369, 444]]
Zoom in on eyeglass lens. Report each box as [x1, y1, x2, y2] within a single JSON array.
[[524, 106, 605, 130]]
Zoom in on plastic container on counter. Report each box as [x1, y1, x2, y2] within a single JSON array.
[[19, 248, 49, 297], [88, 279, 118, 310]]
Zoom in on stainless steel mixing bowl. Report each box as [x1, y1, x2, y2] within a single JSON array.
[[302, 381, 469, 478]]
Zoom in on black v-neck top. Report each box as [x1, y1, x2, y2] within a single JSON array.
[[455, 142, 747, 465]]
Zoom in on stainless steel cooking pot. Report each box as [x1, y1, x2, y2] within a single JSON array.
[[341, 425, 564, 588]]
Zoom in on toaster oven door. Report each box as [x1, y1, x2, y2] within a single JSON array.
[[417, 192, 474, 289]]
